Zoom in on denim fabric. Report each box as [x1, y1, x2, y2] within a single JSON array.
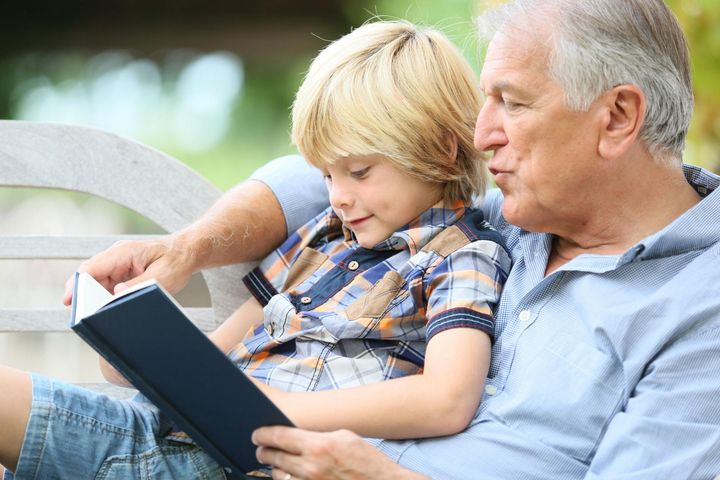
[[5, 374, 229, 480]]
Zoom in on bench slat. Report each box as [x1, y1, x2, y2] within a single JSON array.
[[0, 307, 217, 332], [0, 234, 162, 259]]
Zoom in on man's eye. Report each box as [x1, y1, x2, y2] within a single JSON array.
[[350, 167, 370, 178], [503, 98, 523, 110]]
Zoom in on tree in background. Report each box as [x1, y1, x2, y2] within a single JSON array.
[[669, 0, 720, 172]]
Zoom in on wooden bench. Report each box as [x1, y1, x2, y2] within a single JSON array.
[[0, 120, 251, 397]]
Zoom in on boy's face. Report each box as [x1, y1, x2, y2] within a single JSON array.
[[323, 154, 442, 248]]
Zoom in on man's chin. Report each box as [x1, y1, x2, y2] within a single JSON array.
[[501, 202, 529, 228]]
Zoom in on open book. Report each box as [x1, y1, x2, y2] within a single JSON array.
[[70, 272, 293, 478]]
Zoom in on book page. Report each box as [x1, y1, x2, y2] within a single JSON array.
[[72, 272, 157, 325]]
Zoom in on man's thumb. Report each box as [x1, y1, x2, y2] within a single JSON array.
[[113, 282, 130, 294], [113, 273, 154, 294]]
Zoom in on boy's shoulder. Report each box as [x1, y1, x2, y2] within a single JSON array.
[[421, 207, 509, 259]]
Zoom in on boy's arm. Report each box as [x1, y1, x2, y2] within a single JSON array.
[[208, 297, 265, 354], [256, 327, 490, 439]]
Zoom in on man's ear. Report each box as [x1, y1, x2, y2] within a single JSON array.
[[445, 132, 459, 163], [598, 84, 646, 160]]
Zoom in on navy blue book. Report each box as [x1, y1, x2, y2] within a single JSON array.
[[70, 272, 293, 479]]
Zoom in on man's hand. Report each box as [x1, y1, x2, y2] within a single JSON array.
[[62, 235, 195, 305], [252, 426, 428, 480], [62, 179, 291, 307]]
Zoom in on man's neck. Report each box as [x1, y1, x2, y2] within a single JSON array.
[[545, 163, 701, 276]]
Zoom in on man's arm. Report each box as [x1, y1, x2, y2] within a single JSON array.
[[252, 426, 428, 480], [62, 155, 328, 304], [62, 179, 285, 303]]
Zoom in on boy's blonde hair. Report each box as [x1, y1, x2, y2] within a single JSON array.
[[291, 20, 485, 203]]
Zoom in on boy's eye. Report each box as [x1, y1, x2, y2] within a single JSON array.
[[350, 167, 370, 178]]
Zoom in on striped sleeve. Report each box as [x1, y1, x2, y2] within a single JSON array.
[[242, 266, 280, 306], [424, 239, 511, 342]]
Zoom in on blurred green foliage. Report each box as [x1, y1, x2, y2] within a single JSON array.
[[2, 0, 718, 191], [668, 0, 720, 173], [179, 1, 486, 189], [205, 0, 720, 187]]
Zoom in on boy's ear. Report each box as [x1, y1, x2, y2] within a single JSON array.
[[445, 132, 459, 163], [598, 84, 645, 161]]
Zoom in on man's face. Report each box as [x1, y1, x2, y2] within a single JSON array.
[[474, 31, 604, 234]]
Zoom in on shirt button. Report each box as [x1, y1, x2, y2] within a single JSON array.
[[519, 309, 532, 322], [300, 296, 312, 305], [485, 384, 497, 396], [348, 260, 360, 271]]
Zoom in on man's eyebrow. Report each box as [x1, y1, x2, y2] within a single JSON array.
[[482, 80, 527, 97]]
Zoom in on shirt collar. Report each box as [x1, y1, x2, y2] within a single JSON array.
[[337, 199, 469, 255], [623, 164, 720, 263]]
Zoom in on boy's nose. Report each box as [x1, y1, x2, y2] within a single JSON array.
[[329, 182, 354, 210]]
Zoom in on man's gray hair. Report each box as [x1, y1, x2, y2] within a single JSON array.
[[477, 0, 693, 162]]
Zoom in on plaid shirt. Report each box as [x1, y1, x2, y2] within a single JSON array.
[[229, 199, 511, 392]]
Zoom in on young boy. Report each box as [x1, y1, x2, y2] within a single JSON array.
[[2, 20, 509, 480], [196, 20, 512, 439]]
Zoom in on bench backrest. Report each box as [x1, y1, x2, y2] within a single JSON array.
[[0, 120, 251, 395]]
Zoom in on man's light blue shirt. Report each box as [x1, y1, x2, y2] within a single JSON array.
[[253, 158, 720, 479]]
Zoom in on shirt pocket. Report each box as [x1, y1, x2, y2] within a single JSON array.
[[344, 270, 409, 324], [281, 247, 328, 291], [491, 332, 625, 463]]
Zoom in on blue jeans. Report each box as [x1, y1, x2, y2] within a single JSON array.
[[4, 374, 234, 480]]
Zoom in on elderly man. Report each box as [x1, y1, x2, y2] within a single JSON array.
[[6, 0, 710, 478]]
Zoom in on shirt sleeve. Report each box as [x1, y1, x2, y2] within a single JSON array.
[[249, 154, 329, 234], [424, 239, 511, 342], [584, 321, 720, 479]]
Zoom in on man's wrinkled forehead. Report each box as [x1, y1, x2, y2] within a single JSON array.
[[476, 0, 557, 58], [478, 26, 552, 93]]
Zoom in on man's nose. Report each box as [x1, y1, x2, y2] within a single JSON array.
[[474, 101, 508, 152]]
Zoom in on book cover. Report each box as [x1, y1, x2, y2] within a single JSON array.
[[70, 272, 293, 478]]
